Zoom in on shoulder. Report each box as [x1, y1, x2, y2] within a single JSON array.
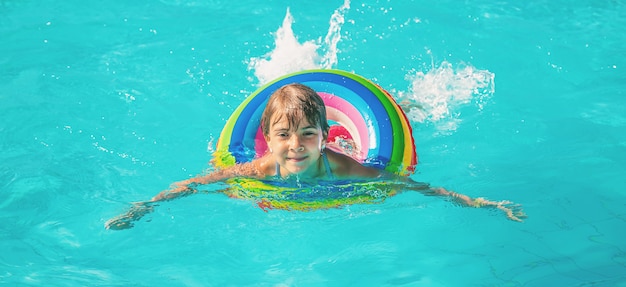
[[210, 155, 273, 180], [325, 149, 381, 178], [250, 154, 275, 177]]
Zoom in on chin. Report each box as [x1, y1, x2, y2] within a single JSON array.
[[287, 167, 307, 175], [286, 165, 313, 176]]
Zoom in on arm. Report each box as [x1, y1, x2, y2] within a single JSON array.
[[397, 178, 527, 222], [105, 162, 261, 230], [327, 150, 526, 222], [150, 166, 247, 202], [151, 159, 267, 201]]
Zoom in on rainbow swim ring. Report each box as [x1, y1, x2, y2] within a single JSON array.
[[224, 178, 399, 211], [215, 69, 417, 175]]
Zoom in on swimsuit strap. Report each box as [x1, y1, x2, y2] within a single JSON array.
[[274, 152, 335, 179], [274, 160, 281, 179], [322, 152, 335, 180]]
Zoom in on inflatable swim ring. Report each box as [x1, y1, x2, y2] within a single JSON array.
[[215, 69, 417, 176], [213, 70, 417, 210], [223, 178, 397, 211]]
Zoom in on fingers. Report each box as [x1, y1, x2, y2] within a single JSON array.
[[496, 205, 515, 221], [105, 219, 132, 230], [104, 204, 155, 230], [496, 204, 527, 222], [512, 210, 528, 220], [104, 215, 134, 230]]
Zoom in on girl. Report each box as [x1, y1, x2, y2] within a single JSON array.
[[105, 84, 525, 229]]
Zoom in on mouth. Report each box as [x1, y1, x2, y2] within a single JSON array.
[[287, 155, 308, 162]]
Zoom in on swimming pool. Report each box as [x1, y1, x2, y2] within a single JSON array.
[[1, 0, 625, 285]]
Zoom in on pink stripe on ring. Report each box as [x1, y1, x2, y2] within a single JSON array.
[[319, 92, 370, 161]]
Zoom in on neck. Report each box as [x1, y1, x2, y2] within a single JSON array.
[[277, 156, 324, 180]]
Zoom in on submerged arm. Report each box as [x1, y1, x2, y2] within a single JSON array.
[[397, 178, 526, 222], [105, 162, 261, 230]]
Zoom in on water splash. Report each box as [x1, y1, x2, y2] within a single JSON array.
[[248, 2, 495, 133], [248, 0, 350, 85], [398, 60, 495, 132], [320, 0, 350, 69]]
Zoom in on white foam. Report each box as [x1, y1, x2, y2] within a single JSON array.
[[320, 0, 350, 69], [248, 8, 320, 85], [248, 1, 350, 85], [398, 61, 495, 131], [248, 2, 495, 133]]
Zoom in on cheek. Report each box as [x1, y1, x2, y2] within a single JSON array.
[[267, 138, 285, 152]]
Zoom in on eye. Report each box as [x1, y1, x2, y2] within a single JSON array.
[[303, 130, 318, 137]]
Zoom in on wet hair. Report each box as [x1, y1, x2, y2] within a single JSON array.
[[261, 83, 330, 137]]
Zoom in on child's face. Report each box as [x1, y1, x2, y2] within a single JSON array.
[[266, 115, 325, 177]]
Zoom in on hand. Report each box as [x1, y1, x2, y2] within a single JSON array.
[[495, 201, 527, 222], [473, 198, 527, 222], [104, 202, 154, 230]]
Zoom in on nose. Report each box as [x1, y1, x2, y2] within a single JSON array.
[[289, 134, 303, 151]]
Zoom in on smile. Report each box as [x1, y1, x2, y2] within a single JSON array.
[[287, 156, 308, 162]]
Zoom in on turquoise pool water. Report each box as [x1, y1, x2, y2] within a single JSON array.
[[2, 0, 625, 285]]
